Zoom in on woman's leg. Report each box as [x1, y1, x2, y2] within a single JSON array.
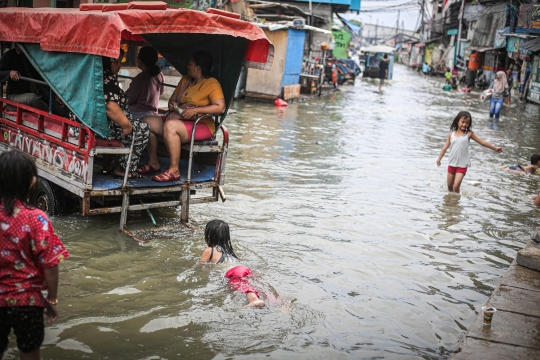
[[447, 173, 455, 192], [489, 99, 496, 118], [116, 121, 150, 175], [143, 116, 164, 169], [452, 173, 466, 193], [494, 98, 503, 119], [163, 120, 190, 176], [128, 121, 150, 172]]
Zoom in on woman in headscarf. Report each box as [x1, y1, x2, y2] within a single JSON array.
[[102, 50, 150, 178], [488, 71, 509, 121], [126, 46, 164, 121]]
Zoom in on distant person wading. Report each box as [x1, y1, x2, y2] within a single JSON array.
[[379, 54, 389, 93]]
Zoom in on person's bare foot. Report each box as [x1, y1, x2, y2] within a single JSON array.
[[246, 292, 265, 307], [113, 165, 126, 177], [246, 299, 265, 307], [113, 165, 141, 179]]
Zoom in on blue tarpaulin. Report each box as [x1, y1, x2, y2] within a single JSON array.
[[19, 44, 109, 138], [336, 14, 361, 35]]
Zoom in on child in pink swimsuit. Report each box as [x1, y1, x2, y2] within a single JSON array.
[[199, 220, 265, 307]]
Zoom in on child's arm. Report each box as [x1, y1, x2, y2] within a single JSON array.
[[436, 134, 451, 166], [470, 132, 503, 153], [44, 265, 59, 323], [200, 247, 212, 263]]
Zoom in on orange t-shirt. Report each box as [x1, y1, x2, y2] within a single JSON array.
[[171, 77, 224, 133]]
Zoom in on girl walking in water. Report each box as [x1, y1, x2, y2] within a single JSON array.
[[436, 111, 503, 193]]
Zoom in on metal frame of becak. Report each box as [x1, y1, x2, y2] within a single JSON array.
[[0, 94, 228, 233]]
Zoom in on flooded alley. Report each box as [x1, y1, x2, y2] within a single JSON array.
[[9, 64, 540, 359]]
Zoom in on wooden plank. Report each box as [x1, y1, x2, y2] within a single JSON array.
[[283, 84, 300, 100]]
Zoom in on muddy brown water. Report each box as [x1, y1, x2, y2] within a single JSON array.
[[5, 64, 540, 359]]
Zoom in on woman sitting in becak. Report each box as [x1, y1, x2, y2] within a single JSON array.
[[137, 51, 225, 182]]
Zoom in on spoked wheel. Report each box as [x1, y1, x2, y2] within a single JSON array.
[[32, 178, 64, 216]]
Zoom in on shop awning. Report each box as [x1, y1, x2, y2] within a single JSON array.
[[521, 37, 540, 52], [336, 13, 361, 35], [467, 46, 494, 52], [256, 22, 331, 34], [504, 33, 533, 39], [363, 45, 395, 53]]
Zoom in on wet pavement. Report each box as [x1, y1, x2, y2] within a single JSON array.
[[6, 64, 540, 359], [451, 241, 540, 359]]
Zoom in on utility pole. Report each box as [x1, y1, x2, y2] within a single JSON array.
[[456, 0, 466, 67], [420, 0, 425, 42], [396, 10, 400, 38], [375, 19, 378, 45]]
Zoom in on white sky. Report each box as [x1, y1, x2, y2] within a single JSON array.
[[343, 1, 427, 32]]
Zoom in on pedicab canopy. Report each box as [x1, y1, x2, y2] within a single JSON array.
[[0, 4, 274, 137]]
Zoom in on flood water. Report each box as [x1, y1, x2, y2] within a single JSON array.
[[6, 64, 540, 359]]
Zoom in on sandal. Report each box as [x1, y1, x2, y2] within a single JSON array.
[[152, 170, 181, 182], [136, 163, 161, 174]]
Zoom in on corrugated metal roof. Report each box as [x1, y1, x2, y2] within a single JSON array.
[[470, 3, 509, 48], [521, 37, 540, 52]]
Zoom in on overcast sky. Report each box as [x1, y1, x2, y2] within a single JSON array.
[[343, 1, 426, 32]]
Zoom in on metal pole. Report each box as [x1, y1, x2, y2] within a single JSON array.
[[396, 10, 400, 39], [456, 0, 465, 67], [421, 0, 425, 42], [48, 89, 53, 114], [375, 19, 378, 44]]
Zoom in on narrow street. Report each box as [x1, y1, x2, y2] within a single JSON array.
[[12, 64, 540, 359]]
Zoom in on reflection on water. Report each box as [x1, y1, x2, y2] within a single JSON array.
[[436, 194, 464, 229], [6, 65, 540, 359]]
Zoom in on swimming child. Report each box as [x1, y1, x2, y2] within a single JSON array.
[[444, 68, 452, 84], [436, 111, 503, 193], [200, 220, 265, 307], [451, 66, 458, 86], [0, 150, 70, 359], [501, 154, 540, 175]]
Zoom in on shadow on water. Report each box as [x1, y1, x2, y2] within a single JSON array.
[[7, 64, 540, 359]]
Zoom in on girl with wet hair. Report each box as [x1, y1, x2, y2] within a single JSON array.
[[0, 151, 69, 359], [126, 46, 165, 121], [436, 111, 503, 193], [0, 150, 38, 216], [203, 219, 238, 261], [200, 220, 265, 307]]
